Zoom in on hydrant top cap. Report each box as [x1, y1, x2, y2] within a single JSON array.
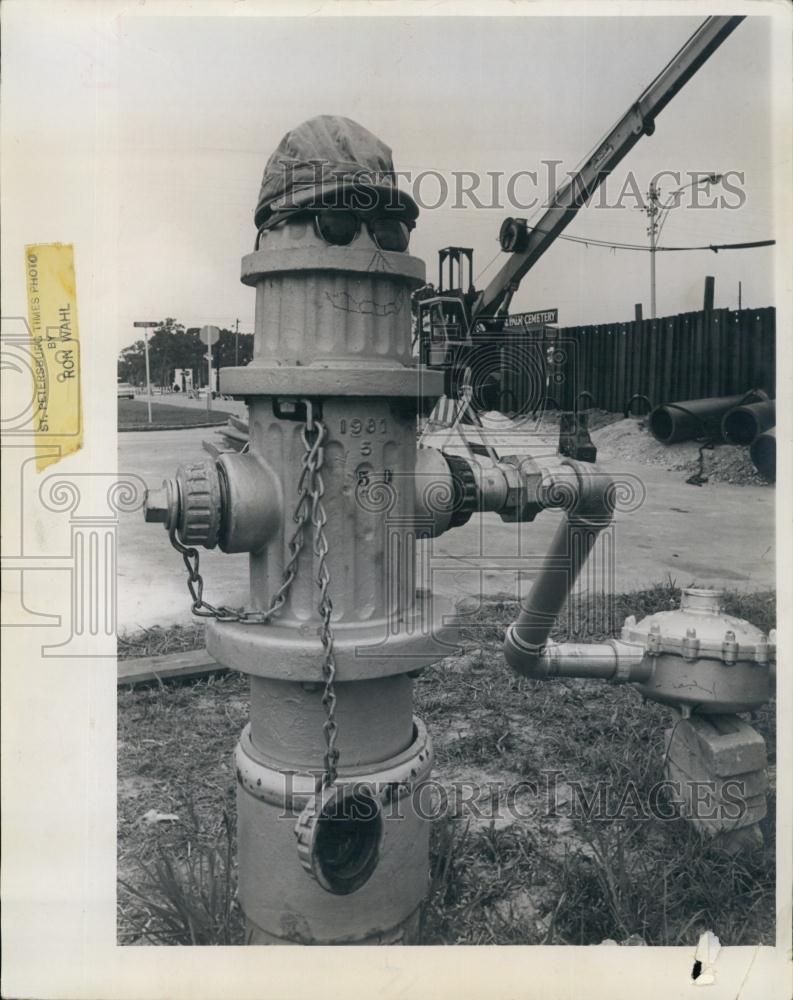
[[254, 115, 418, 229]]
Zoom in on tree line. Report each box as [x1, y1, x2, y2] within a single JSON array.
[[118, 319, 254, 386]]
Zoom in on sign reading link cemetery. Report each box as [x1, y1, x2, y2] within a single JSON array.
[[475, 309, 558, 334], [503, 309, 558, 329]]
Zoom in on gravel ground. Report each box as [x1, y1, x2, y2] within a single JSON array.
[[592, 417, 769, 486]]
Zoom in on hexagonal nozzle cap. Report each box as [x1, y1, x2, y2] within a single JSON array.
[[143, 486, 171, 524]]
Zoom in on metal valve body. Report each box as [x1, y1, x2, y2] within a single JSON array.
[[622, 587, 774, 714], [205, 219, 453, 943]]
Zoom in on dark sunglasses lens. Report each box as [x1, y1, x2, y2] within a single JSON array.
[[369, 219, 410, 252], [314, 211, 359, 246]]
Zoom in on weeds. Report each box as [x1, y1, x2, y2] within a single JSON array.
[[118, 585, 775, 946], [118, 802, 244, 945]]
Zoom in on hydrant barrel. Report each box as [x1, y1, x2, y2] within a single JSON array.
[[205, 147, 455, 944]]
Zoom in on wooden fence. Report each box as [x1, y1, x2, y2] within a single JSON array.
[[493, 306, 775, 415]]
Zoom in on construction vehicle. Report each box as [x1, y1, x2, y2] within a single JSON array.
[[416, 15, 746, 436]]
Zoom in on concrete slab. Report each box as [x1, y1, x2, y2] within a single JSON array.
[[119, 428, 775, 631]]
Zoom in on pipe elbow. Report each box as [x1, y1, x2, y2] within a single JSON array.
[[546, 459, 616, 528], [504, 625, 550, 679]]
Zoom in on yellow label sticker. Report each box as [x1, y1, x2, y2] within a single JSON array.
[[25, 243, 83, 471]]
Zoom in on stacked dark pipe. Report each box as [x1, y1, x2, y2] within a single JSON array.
[[648, 391, 776, 481]]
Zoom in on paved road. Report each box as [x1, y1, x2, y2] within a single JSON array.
[[118, 428, 775, 631]]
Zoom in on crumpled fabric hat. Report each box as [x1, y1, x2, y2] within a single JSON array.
[[254, 115, 419, 230]]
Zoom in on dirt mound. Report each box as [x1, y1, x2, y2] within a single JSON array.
[[592, 418, 769, 486]]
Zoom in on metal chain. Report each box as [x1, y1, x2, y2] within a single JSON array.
[[169, 400, 316, 624], [168, 398, 340, 786], [302, 406, 339, 786]]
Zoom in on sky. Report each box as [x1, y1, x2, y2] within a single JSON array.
[[2, 8, 778, 352]]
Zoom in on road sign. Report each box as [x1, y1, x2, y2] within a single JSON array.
[[200, 324, 221, 346], [503, 309, 558, 329], [133, 322, 158, 423]]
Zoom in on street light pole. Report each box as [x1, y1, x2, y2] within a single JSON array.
[[645, 174, 722, 320], [143, 329, 153, 424], [133, 320, 160, 424], [235, 317, 240, 366]]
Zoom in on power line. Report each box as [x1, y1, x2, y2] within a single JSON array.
[[522, 224, 774, 254], [474, 248, 503, 282]]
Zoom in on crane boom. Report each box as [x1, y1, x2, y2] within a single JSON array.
[[473, 15, 745, 320]]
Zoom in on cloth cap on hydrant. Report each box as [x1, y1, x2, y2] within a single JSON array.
[[254, 115, 419, 229]]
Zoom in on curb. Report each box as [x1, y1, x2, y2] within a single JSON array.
[[119, 419, 230, 432]]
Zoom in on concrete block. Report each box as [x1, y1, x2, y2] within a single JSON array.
[[664, 715, 768, 835], [667, 715, 766, 776]]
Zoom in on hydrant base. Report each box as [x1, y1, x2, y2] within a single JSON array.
[[244, 906, 422, 946], [235, 717, 434, 943]]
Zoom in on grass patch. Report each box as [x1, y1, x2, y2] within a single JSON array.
[[118, 622, 206, 661], [118, 398, 233, 430], [118, 583, 775, 946]]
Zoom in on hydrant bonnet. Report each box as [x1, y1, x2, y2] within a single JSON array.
[[254, 114, 419, 228]]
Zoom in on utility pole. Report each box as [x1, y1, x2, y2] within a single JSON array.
[[644, 174, 722, 322], [235, 317, 240, 366], [646, 181, 660, 320]]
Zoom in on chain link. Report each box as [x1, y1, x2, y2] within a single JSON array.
[[167, 398, 340, 786]]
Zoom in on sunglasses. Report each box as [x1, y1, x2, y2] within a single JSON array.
[[312, 210, 411, 252], [257, 209, 411, 253]]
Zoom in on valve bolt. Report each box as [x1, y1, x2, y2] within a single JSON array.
[[682, 627, 699, 662], [721, 629, 738, 665]]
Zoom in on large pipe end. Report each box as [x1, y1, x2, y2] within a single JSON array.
[[722, 408, 758, 445], [648, 406, 678, 444], [750, 427, 776, 481]]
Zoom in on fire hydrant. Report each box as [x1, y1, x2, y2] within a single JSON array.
[[145, 119, 452, 943], [143, 117, 621, 942]]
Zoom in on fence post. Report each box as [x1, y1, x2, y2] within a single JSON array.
[[704, 276, 715, 312]]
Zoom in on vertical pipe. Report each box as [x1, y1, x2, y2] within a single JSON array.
[[504, 463, 613, 675]]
